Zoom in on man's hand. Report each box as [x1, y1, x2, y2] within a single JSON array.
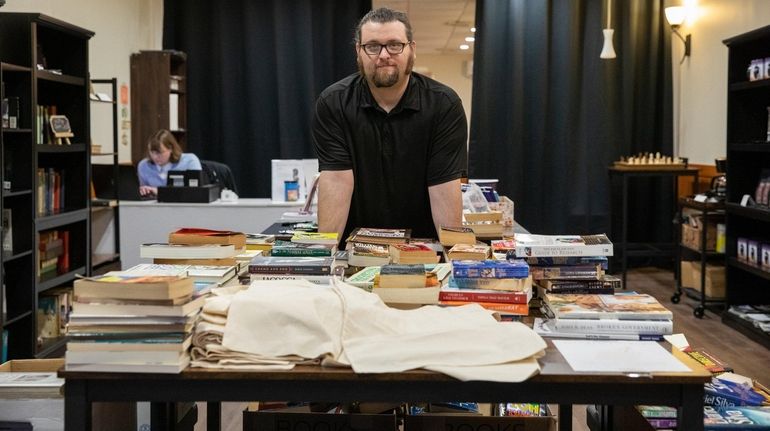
[[429, 179, 463, 235], [139, 185, 157, 196], [318, 170, 354, 242]]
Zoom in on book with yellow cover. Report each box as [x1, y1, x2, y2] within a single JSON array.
[[74, 275, 194, 301]]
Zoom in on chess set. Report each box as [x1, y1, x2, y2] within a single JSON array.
[[613, 152, 688, 170]]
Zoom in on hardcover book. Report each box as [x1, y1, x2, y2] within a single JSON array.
[[530, 264, 604, 280], [538, 275, 620, 294], [704, 378, 768, 407], [247, 256, 334, 275], [512, 233, 614, 257], [449, 275, 532, 292], [73, 275, 194, 301], [543, 293, 673, 320], [452, 259, 530, 279], [523, 256, 609, 269], [168, 228, 246, 249]]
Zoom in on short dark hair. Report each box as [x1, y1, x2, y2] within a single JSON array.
[[146, 129, 182, 164], [354, 7, 413, 44]]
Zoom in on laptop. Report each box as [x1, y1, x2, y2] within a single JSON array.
[[92, 164, 155, 201]]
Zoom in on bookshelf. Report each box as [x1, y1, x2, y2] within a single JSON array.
[[722, 24, 770, 350], [130, 50, 187, 164], [90, 78, 120, 272], [0, 13, 93, 359]]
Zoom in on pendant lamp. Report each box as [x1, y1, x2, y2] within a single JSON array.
[[600, 0, 617, 59]]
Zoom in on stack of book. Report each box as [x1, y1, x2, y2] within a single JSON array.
[[66, 274, 200, 373], [270, 232, 338, 257], [248, 255, 335, 284], [511, 233, 617, 296], [118, 263, 237, 295], [346, 228, 410, 267], [535, 293, 673, 340], [441, 260, 532, 320], [140, 243, 238, 266], [369, 263, 452, 306], [463, 211, 504, 238], [245, 233, 275, 253]]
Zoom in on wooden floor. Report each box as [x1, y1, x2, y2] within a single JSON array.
[[194, 267, 770, 431]]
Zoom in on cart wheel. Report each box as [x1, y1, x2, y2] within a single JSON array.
[[694, 307, 704, 318], [671, 294, 680, 304]]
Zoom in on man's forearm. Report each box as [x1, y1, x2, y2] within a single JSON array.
[[428, 179, 463, 235], [318, 170, 354, 241]]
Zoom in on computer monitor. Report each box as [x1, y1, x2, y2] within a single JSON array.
[[91, 164, 153, 201]]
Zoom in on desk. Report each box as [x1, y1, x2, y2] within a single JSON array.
[[608, 167, 699, 289], [119, 199, 310, 269], [61, 341, 710, 431]]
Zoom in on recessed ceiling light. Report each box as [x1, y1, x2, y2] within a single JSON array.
[[465, 36, 475, 42], [459, 44, 470, 50], [471, 27, 476, 33]]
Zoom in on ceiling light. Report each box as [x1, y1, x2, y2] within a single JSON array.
[[470, 27, 476, 33], [459, 44, 470, 50], [465, 36, 475, 42]]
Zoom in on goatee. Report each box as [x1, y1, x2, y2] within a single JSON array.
[[358, 55, 414, 88]]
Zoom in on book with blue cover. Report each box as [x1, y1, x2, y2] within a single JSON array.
[[452, 259, 529, 279], [705, 378, 769, 407], [704, 405, 770, 429]]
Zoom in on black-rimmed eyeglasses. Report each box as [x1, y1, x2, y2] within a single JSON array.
[[360, 42, 411, 56]]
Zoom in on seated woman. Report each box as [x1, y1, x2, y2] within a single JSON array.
[[137, 129, 202, 196]]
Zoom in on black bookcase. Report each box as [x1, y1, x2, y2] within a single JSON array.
[[0, 13, 93, 359], [722, 24, 770, 350]]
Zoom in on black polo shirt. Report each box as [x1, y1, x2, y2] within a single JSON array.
[[312, 72, 468, 241]]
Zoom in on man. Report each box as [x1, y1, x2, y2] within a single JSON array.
[[312, 7, 468, 243]]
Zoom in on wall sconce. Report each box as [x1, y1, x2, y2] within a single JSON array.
[[665, 6, 691, 63]]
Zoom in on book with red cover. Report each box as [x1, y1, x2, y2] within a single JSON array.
[[438, 287, 529, 304], [169, 228, 246, 249]]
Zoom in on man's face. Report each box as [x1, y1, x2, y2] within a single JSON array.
[[357, 21, 415, 88]]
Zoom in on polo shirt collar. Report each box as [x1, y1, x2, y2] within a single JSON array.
[[358, 74, 421, 113]]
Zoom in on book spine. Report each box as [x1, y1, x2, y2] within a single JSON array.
[[440, 301, 528, 314], [452, 267, 528, 279], [646, 418, 677, 428], [545, 287, 615, 295], [531, 265, 602, 280], [552, 318, 673, 334], [270, 248, 331, 257], [249, 274, 331, 285], [248, 265, 330, 275], [515, 244, 613, 257], [438, 290, 527, 304]]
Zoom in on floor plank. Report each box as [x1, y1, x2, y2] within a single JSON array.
[[195, 267, 770, 431]]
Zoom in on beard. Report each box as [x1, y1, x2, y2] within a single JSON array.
[[358, 54, 414, 88]]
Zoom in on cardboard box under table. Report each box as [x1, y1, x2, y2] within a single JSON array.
[[680, 261, 726, 299], [243, 410, 398, 431], [405, 411, 556, 431]]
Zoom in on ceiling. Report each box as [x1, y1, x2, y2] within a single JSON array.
[[371, 0, 476, 54]]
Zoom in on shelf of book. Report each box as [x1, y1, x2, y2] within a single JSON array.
[[2, 310, 33, 327], [727, 257, 770, 281], [722, 311, 770, 350], [2, 249, 33, 263], [35, 335, 67, 358], [36, 266, 86, 294], [36, 208, 88, 231], [36, 70, 85, 86], [726, 202, 770, 222], [2, 189, 33, 198], [36, 143, 87, 153], [728, 143, 770, 152]]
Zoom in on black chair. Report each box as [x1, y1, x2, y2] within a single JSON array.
[[200, 160, 238, 195]]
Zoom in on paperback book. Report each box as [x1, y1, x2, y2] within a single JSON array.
[[543, 293, 673, 320], [290, 231, 338, 246], [247, 256, 334, 275], [347, 227, 411, 245], [73, 275, 194, 301], [512, 233, 613, 257], [452, 259, 529, 279], [270, 240, 335, 257], [139, 243, 236, 259], [530, 264, 604, 280], [449, 275, 532, 292]]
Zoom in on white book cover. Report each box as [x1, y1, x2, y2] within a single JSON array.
[[71, 295, 205, 317], [550, 316, 673, 335], [514, 233, 614, 257], [0, 372, 63, 387], [271, 159, 305, 203], [118, 263, 236, 283], [139, 243, 236, 259], [169, 93, 179, 130]]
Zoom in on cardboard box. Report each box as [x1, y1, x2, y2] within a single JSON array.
[[0, 359, 65, 431], [680, 261, 726, 299], [404, 413, 556, 431], [681, 217, 718, 251], [243, 410, 398, 431]]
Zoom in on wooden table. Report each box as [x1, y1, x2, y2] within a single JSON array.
[[60, 341, 711, 431]]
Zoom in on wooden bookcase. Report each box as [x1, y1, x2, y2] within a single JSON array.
[[0, 13, 93, 359], [130, 50, 187, 164], [722, 24, 770, 350]]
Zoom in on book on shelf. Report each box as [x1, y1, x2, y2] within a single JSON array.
[[290, 231, 338, 246], [247, 256, 334, 275], [270, 240, 336, 257], [542, 293, 673, 320], [448, 275, 532, 292], [389, 243, 439, 264], [452, 259, 529, 279], [1, 208, 12, 253], [73, 275, 194, 301], [347, 227, 411, 245], [438, 286, 530, 304], [140, 243, 236, 259], [512, 233, 613, 257], [168, 227, 246, 249], [71, 295, 205, 318], [438, 226, 476, 246], [446, 243, 491, 261], [532, 318, 664, 341]]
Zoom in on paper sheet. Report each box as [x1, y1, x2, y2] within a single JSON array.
[[553, 340, 691, 373]]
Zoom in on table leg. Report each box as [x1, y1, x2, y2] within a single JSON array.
[[207, 402, 221, 431], [65, 379, 91, 431], [151, 402, 174, 431], [621, 175, 629, 289], [679, 384, 705, 431], [558, 404, 572, 431]]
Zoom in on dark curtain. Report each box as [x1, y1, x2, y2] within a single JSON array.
[[470, 0, 673, 243], [163, 0, 371, 197]]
